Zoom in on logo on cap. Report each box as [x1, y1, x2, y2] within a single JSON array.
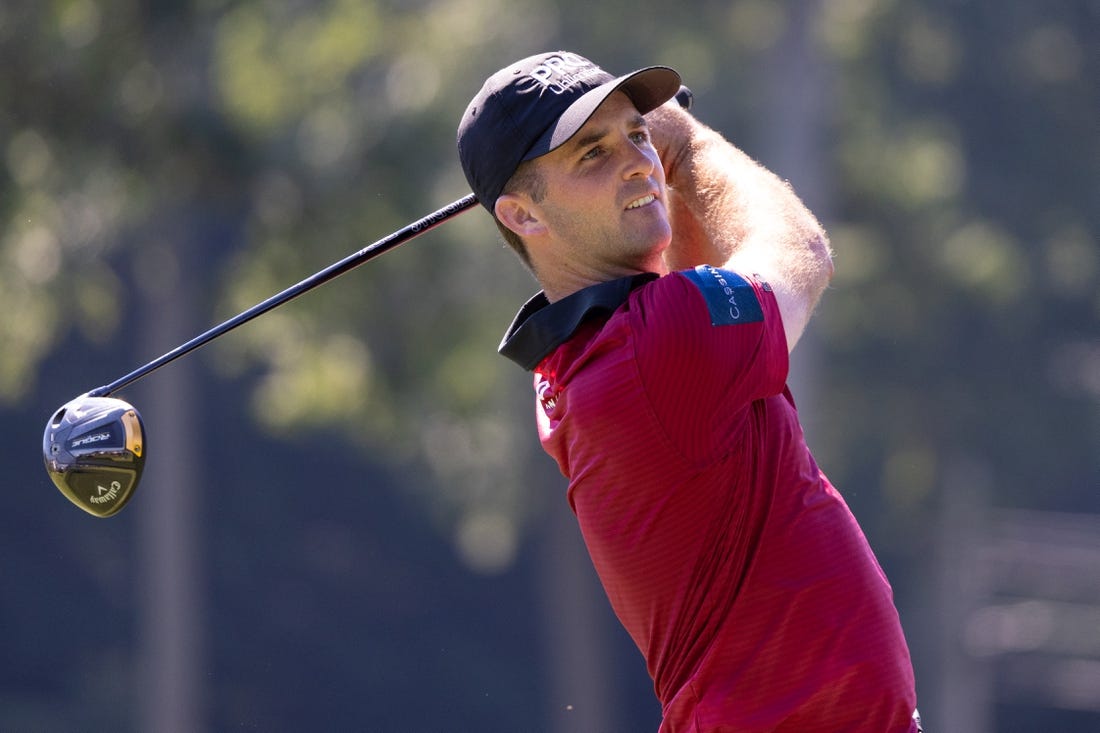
[[519, 52, 606, 96]]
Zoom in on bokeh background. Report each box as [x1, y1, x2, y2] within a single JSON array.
[[2, 1, 1098, 731]]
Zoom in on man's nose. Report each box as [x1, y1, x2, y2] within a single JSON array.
[[623, 138, 657, 179]]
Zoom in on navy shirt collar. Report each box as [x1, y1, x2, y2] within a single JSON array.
[[499, 273, 659, 371]]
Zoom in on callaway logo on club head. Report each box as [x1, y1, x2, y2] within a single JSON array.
[[89, 480, 122, 505], [516, 52, 604, 96]]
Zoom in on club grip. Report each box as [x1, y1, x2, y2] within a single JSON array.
[[675, 85, 694, 111]]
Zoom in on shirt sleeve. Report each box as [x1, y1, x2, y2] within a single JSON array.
[[629, 266, 789, 465]]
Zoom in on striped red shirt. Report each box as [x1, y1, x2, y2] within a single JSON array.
[[500, 268, 917, 733]]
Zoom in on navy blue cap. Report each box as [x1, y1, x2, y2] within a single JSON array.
[[457, 51, 681, 212]]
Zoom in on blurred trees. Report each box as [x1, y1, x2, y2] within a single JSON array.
[[1, 0, 1097, 731], [815, 0, 1099, 525]]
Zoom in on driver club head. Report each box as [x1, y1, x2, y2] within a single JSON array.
[[43, 395, 146, 518]]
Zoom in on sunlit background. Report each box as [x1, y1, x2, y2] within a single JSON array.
[[2, 1, 1097, 731]]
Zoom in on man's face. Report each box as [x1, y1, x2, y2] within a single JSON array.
[[529, 91, 672, 279]]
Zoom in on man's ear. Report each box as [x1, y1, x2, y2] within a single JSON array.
[[495, 193, 548, 238]]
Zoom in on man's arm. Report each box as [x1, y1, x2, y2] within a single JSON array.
[[646, 101, 834, 353]]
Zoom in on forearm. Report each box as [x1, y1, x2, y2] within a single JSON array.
[[649, 102, 828, 266], [648, 104, 749, 270]]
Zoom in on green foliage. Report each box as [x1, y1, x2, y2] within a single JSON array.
[[3, 0, 1097, 562], [812, 0, 1098, 535], [3, 0, 1096, 543]]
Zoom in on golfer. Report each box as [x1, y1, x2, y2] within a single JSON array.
[[458, 51, 922, 733]]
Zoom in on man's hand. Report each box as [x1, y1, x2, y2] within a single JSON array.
[[646, 95, 694, 189], [645, 98, 722, 272]]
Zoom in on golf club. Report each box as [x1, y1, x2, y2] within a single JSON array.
[[43, 193, 478, 517], [43, 85, 695, 518]]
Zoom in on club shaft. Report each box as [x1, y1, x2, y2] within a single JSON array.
[[90, 193, 479, 398]]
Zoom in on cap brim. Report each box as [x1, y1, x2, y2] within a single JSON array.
[[522, 65, 682, 162]]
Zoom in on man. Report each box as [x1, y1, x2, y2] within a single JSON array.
[[457, 51, 921, 733]]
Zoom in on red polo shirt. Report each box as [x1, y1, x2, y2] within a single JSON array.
[[500, 267, 917, 733]]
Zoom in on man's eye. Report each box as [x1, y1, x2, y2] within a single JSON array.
[[581, 146, 603, 161], [630, 130, 650, 145]]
